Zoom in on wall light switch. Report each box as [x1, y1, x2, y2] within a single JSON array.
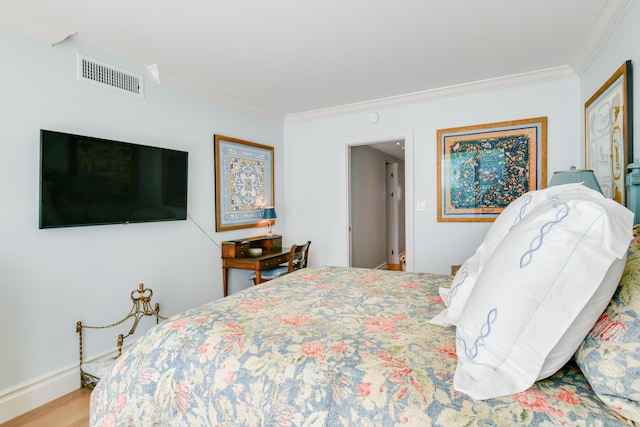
[[416, 200, 427, 211]]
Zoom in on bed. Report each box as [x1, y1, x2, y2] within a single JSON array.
[[90, 184, 640, 426]]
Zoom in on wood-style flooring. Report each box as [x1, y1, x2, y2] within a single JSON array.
[[0, 388, 91, 427]]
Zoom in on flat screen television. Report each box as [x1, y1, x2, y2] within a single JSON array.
[[39, 129, 188, 229]]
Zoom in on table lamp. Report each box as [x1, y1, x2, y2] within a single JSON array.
[[548, 166, 603, 194], [263, 206, 277, 237]]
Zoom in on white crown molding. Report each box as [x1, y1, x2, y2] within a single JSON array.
[[0, 11, 75, 46], [0, 22, 284, 123], [285, 66, 579, 124], [4, 5, 624, 127], [569, 0, 634, 76], [1, 0, 629, 125], [159, 65, 578, 125], [0, 25, 582, 127], [155, 67, 285, 124]]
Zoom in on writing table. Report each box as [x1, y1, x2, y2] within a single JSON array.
[[221, 235, 289, 297]]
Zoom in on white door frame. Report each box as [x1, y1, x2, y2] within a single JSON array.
[[344, 129, 414, 271], [386, 161, 399, 265]]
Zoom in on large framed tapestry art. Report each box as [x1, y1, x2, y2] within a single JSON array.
[[437, 117, 547, 222], [585, 60, 633, 205], [214, 135, 274, 232]]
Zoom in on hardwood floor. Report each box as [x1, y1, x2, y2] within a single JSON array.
[[1, 388, 91, 427]]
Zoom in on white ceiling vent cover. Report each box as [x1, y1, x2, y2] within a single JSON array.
[[77, 54, 143, 97]]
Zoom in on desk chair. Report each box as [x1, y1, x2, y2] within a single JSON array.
[[249, 241, 311, 284]]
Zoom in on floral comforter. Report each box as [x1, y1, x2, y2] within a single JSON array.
[[90, 267, 630, 426]]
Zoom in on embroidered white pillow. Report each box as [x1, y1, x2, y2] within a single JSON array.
[[483, 183, 604, 252], [430, 184, 604, 328], [453, 196, 633, 400], [430, 248, 485, 326]]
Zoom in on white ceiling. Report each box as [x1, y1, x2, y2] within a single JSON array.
[[0, 0, 632, 121]]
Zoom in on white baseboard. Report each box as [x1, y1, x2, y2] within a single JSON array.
[[0, 364, 79, 424], [0, 345, 128, 423]]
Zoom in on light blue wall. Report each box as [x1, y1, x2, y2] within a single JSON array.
[[2, 0, 639, 416], [284, 78, 581, 275], [0, 29, 284, 393]]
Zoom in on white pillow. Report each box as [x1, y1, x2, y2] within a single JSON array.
[[429, 247, 485, 326], [430, 183, 603, 328], [453, 196, 633, 400], [541, 255, 625, 377], [483, 183, 604, 252]]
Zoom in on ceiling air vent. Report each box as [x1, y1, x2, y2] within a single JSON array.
[[77, 54, 143, 97]]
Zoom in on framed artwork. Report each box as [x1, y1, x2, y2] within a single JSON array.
[[585, 60, 633, 205], [437, 117, 547, 222], [214, 134, 274, 232]]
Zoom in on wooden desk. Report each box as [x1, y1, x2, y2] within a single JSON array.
[[221, 235, 289, 297]]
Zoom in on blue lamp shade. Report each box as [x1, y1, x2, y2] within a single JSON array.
[[263, 206, 277, 237], [548, 167, 603, 194], [262, 207, 277, 220]]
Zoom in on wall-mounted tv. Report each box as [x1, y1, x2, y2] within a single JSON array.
[[39, 129, 188, 229]]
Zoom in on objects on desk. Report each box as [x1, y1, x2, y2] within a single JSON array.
[[222, 235, 282, 258], [248, 247, 263, 256]]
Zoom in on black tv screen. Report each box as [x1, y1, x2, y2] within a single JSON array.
[[39, 130, 188, 228]]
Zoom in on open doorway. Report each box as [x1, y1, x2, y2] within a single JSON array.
[[348, 136, 407, 270]]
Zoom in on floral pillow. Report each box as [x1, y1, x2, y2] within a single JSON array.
[[575, 225, 640, 423]]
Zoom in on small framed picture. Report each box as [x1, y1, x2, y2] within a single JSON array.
[[214, 135, 274, 231]]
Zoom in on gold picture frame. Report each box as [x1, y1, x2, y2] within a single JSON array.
[[437, 117, 547, 222], [585, 60, 633, 205], [214, 135, 274, 232]]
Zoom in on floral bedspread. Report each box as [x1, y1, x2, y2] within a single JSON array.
[[90, 267, 630, 426]]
